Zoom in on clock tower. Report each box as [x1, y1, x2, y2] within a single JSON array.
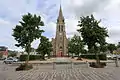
[[52, 5, 68, 57]]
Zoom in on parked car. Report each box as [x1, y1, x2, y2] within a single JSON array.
[[112, 55, 120, 60], [0, 57, 6, 60], [107, 54, 117, 60], [3, 57, 18, 64]]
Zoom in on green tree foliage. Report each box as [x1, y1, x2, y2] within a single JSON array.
[[117, 42, 120, 48], [116, 42, 120, 54], [107, 43, 117, 54], [99, 44, 108, 53], [77, 15, 108, 63], [8, 50, 17, 57], [8, 53, 17, 57], [77, 15, 108, 50], [68, 38, 74, 57], [68, 35, 85, 58], [36, 36, 52, 60], [12, 13, 44, 63], [0, 53, 3, 58]]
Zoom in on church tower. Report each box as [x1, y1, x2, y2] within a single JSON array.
[[52, 5, 68, 57]]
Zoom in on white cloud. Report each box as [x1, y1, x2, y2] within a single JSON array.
[[0, 0, 120, 51], [42, 22, 56, 37], [65, 19, 78, 37], [0, 0, 44, 51], [62, 0, 120, 45], [0, 18, 22, 51]]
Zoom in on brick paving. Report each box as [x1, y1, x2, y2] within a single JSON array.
[[15, 68, 118, 80], [0, 61, 120, 80]]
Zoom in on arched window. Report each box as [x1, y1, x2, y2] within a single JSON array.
[[61, 25, 63, 32], [62, 19, 64, 23], [62, 26, 63, 31], [57, 19, 59, 22], [60, 46, 62, 49], [59, 25, 60, 32]]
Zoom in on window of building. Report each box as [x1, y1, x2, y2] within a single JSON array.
[[61, 25, 63, 32], [59, 25, 60, 32], [60, 46, 62, 49], [60, 37, 62, 40], [62, 19, 64, 23]]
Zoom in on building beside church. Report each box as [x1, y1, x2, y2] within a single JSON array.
[[0, 46, 8, 59], [52, 6, 68, 57]]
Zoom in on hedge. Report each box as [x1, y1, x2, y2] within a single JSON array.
[[20, 54, 107, 61], [20, 55, 42, 61], [80, 54, 107, 60]]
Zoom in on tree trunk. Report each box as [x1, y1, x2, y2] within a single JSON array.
[[41, 53, 45, 60], [26, 41, 31, 65], [78, 53, 79, 58], [42, 56, 45, 60], [94, 46, 100, 64], [48, 53, 50, 59], [71, 53, 74, 58], [26, 52, 30, 65], [96, 53, 100, 64], [77, 53, 82, 60]]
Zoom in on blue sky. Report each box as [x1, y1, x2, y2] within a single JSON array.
[[0, 0, 120, 51]]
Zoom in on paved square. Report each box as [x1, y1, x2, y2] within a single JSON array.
[[0, 61, 120, 80]]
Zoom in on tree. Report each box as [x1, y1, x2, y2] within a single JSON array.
[[8, 50, 17, 57], [117, 42, 120, 48], [113, 42, 120, 67], [68, 38, 75, 58], [107, 43, 117, 54], [77, 15, 108, 64], [8, 53, 17, 57], [68, 35, 85, 59], [0, 53, 3, 58], [36, 36, 52, 60], [12, 13, 44, 64], [99, 44, 108, 53]]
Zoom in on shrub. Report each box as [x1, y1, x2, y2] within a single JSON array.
[[89, 62, 106, 68], [16, 63, 33, 71], [20, 55, 27, 61], [20, 55, 42, 61], [80, 54, 107, 60], [76, 57, 82, 60]]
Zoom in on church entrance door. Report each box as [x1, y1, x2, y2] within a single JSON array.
[[57, 51, 63, 57]]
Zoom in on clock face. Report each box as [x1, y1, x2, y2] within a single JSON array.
[[59, 33, 62, 35]]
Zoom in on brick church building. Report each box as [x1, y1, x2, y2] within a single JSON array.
[[52, 6, 68, 57]]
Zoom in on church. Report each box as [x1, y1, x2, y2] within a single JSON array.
[[52, 6, 68, 57]]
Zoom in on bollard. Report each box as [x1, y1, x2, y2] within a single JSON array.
[[53, 62, 55, 70], [86, 61, 89, 68], [71, 61, 73, 69]]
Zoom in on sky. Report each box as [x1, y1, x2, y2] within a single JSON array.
[[0, 0, 120, 51]]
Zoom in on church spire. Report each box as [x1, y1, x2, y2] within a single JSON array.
[[59, 5, 63, 18], [57, 5, 64, 23]]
